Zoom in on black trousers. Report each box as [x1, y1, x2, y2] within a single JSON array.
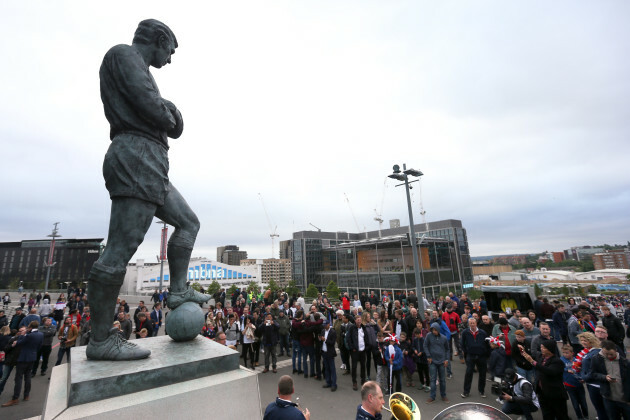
[[539, 393, 569, 420], [32, 345, 52, 374], [351, 350, 366, 385], [13, 361, 33, 399], [463, 355, 487, 395]]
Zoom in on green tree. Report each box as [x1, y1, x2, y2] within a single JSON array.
[[467, 288, 482, 300], [326, 281, 341, 300], [206, 280, 220, 296], [227, 284, 238, 296], [305, 283, 319, 298], [191, 282, 202, 292], [285, 280, 300, 297], [268, 279, 280, 294], [247, 281, 261, 296], [534, 283, 543, 296]]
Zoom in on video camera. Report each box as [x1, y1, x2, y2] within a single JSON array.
[[490, 379, 513, 398]]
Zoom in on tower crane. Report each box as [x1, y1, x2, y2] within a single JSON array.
[[344, 193, 364, 233], [258, 193, 279, 258], [373, 177, 388, 237]]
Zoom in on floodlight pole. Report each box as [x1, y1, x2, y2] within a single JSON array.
[[389, 164, 425, 320], [44, 222, 61, 293]]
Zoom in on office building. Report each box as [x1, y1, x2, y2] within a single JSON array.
[[593, 251, 629, 270], [241, 258, 291, 287], [216, 245, 248, 266], [0, 238, 103, 289], [289, 219, 472, 299]]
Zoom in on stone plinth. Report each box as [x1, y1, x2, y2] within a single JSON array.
[[67, 335, 239, 407]]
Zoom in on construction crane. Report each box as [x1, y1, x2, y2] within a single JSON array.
[[258, 193, 279, 258], [373, 177, 388, 237], [344, 192, 364, 233], [309, 223, 321, 232], [417, 177, 428, 232]]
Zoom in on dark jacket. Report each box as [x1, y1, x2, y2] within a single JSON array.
[[260, 320, 280, 346], [512, 338, 534, 370], [320, 327, 337, 358], [461, 328, 488, 358], [40, 324, 57, 346], [3, 335, 21, 367], [601, 313, 625, 345], [589, 352, 630, 402], [0, 315, 8, 328], [552, 310, 569, 336], [356, 404, 382, 420], [263, 397, 305, 420], [347, 324, 374, 352], [533, 355, 567, 400], [9, 313, 25, 331], [488, 346, 508, 378], [16, 329, 44, 363]]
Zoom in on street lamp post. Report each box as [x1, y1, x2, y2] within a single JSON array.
[[44, 222, 61, 293], [388, 164, 426, 320], [156, 220, 168, 292]]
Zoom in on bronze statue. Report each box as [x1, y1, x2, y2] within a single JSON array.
[[87, 19, 209, 360]]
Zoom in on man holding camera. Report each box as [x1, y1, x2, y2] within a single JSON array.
[[498, 368, 540, 420]]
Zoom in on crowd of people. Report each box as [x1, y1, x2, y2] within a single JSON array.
[[1, 286, 629, 419], [212, 288, 629, 420]]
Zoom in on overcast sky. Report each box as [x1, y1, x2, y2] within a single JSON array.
[[1, 1, 629, 263]]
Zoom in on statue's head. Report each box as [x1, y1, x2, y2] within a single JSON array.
[[133, 19, 178, 68]]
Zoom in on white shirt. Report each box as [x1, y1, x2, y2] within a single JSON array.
[[395, 321, 402, 340], [353, 299, 361, 308], [323, 328, 330, 352], [358, 327, 365, 351]]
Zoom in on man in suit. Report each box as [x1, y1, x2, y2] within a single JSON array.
[[320, 320, 337, 391], [1, 321, 43, 407], [150, 303, 162, 336]]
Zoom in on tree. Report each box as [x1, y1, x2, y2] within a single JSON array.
[[206, 280, 220, 296], [268, 279, 280, 294], [305, 283, 319, 298], [285, 280, 300, 297], [227, 284, 238, 296], [191, 282, 202, 292], [326, 281, 341, 300], [534, 284, 543, 297], [247, 281, 261, 296]]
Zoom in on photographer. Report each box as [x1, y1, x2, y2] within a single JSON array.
[[499, 368, 540, 420]]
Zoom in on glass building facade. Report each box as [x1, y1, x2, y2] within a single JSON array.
[[0, 238, 103, 290], [290, 219, 472, 300]]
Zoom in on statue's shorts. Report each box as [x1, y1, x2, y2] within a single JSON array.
[[103, 134, 169, 206]]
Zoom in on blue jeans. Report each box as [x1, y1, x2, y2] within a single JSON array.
[[323, 355, 337, 387], [0, 363, 14, 395], [502, 400, 537, 420], [302, 345, 315, 376], [278, 334, 290, 355], [292, 339, 302, 371], [516, 366, 535, 384], [603, 397, 630, 419], [429, 363, 446, 400], [587, 384, 609, 420], [566, 384, 589, 419]]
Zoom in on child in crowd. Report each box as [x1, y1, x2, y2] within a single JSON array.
[[400, 331, 416, 387], [561, 344, 589, 420], [487, 336, 508, 379], [384, 334, 403, 394], [374, 331, 387, 392], [412, 327, 430, 392]]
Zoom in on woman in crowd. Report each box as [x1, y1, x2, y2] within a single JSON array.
[[214, 311, 225, 333], [201, 317, 216, 339], [378, 310, 391, 334], [575, 332, 608, 420], [241, 315, 256, 369]]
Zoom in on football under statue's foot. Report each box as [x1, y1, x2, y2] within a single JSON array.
[[168, 287, 211, 309], [86, 328, 151, 361]]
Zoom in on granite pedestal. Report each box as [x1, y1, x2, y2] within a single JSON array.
[[41, 336, 261, 419]]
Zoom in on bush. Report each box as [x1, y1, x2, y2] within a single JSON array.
[[305, 284, 319, 298]]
